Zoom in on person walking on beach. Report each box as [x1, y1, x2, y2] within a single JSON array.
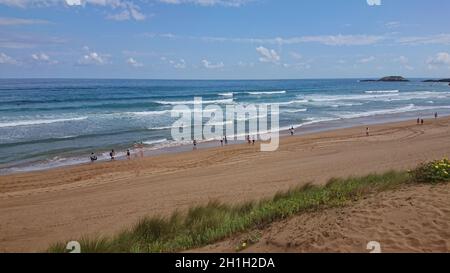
[[220, 138, 224, 146], [133, 142, 139, 159], [246, 135, 251, 144], [139, 142, 144, 158], [193, 139, 197, 150], [417, 118, 420, 125], [110, 149, 115, 161], [435, 112, 438, 119], [90, 153, 97, 163], [252, 136, 256, 145], [366, 127, 370, 137], [126, 149, 131, 160], [421, 119, 424, 125], [290, 126, 295, 136]]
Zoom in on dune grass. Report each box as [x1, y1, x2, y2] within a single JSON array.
[[48, 170, 412, 253]]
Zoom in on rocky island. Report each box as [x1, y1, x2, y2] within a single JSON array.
[[360, 76, 410, 82]]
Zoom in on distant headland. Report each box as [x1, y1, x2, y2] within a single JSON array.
[[422, 79, 450, 83], [360, 76, 409, 82]]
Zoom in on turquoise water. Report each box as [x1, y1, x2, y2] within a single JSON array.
[[1, 78, 449, 174]]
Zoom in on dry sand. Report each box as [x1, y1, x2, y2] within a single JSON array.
[[1, 117, 450, 252]]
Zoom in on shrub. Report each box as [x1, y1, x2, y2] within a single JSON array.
[[410, 158, 450, 183]]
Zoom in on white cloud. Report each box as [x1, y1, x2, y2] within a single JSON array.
[[169, 58, 186, 69], [397, 34, 450, 46], [202, 59, 224, 69], [358, 56, 375, 63], [107, 2, 146, 21], [0, 52, 19, 65], [237, 61, 254, 67], [78, 47, 109, 65], [65, 0, 81, 5], [191, 34, 385, 46], [0, 16, 49, 25], [126, 57, 143, 67], [385, 21, 400, 29], [290, 52, 302, 60], [256, 46, 280, 63], [161, 57, 187, 69], [158, 0, 253, 7], [427, 52, 450, 69], [366, 0, 381, 6], [0, 0, 146, 21], [31, 52, 58, 64], [297, 35, 384, 46], [394, 56, 413, 70]]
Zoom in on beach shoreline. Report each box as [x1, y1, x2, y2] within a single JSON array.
[[1, 110, 447, 176], [0, 116, 450, 252]]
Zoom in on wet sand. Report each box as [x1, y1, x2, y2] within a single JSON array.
[[1, 117, 450, 252]]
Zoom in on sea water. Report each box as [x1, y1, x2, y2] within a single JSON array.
[[1, 78, 449, 174]]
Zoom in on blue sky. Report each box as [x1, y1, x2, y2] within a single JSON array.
[[0, 0, 449, 79]]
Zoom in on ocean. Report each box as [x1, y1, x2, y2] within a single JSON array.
[[1, 78, 450, 174]]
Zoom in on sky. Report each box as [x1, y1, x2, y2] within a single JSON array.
[[0, 0, 449, 79]]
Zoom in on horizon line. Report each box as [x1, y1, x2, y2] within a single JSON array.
[[0, 76, 448, 81]]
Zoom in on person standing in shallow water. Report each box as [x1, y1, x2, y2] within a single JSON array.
[[90, 153, 97, 163], [110, 149, 115, 161]]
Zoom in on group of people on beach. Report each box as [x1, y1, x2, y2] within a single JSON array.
[[89, 142, 145, 163], [416, 112, 438, 126], [246, 135, 256, 145], [364, 112, 439, 138], [220, 136, 228, 146]]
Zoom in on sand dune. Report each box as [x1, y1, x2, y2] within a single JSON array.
[[1, 117, 450, 252], [195, 183, 450, 253]]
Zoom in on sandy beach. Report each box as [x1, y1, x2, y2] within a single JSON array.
[[1, 117, 450, 252]]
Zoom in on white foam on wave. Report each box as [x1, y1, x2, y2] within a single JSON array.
[[127, 110, 170, 116], [386, 91, 450, 102], [248, 91, 286, 95], [283, 108, 308, 113], [143, 138, 168, 145], [338, 104, 450, 119], [0, 117, 88, 128], [155, 98, 234, 105], [305, 93, 397, 102], [277, 99, 308, 105], [302, 91, 450, 104], [219, 92, 234, 97], [365, 90, 399, 94]]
